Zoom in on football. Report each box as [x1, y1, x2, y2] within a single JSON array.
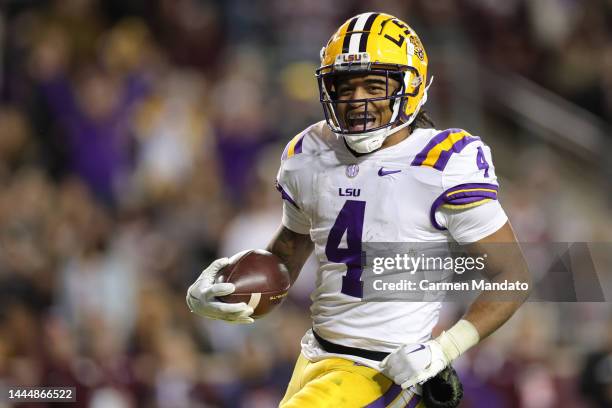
[[215, 249, 291, 319]]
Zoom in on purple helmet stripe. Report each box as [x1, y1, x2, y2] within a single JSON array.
[[430, 183, 499, 230], [363, 384, 403, 407], [275, 180, 299, 209], [358, 13, 380, 52], [342, 17, 359, 53]]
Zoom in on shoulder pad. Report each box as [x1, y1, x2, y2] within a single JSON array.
[[280, 121, 332, 162], [410, 128, 480, 172], [281, 122, 321, 161], [281, 132, 307, 161]]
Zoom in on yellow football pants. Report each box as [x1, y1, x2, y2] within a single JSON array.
[[279, 353, 423, 408]]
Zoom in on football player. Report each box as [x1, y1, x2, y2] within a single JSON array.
[[187, 12, 531, 408]]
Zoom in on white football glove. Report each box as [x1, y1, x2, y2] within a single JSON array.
[[381, 339, 448, 389], [381, 320, 480, 389], [186, 257, 254, 324]]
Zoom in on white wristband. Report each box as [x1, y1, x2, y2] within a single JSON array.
[[435, 319, 480, 362]]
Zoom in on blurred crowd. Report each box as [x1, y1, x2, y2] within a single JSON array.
[[0, 0, 611, 407]]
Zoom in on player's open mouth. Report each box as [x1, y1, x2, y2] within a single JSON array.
[[346, 113, 377, 131]]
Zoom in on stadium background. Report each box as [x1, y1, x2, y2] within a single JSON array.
[[0, 0, 611, 407]]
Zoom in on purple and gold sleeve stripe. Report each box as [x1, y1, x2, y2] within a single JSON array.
[[430, 183, 499, 230], [275, 179, 299, 209], [411, 129, 480, 171], [281, 133, 306, 160]]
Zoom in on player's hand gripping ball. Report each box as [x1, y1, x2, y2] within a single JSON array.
[[215, 249, 291, 319], [186, 250, 290, 323]]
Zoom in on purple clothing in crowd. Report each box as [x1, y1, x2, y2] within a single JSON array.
[[40, 74, 149, 203], [216, 129, 275, 202]]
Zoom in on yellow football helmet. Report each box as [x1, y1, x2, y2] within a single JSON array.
[[316, 12, 431, 153]]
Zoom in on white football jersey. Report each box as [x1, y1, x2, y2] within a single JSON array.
[[276, 121, 507, 368]]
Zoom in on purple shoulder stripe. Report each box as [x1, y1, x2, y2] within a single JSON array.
[[281, 133, 306, 160], [411, 128, 461, 167], [294, 135, 304, 154], [430, 183, 499, 230], [275, 180, 299, 209], [432, 135, 480, 171], [411, 128, 480, 171]]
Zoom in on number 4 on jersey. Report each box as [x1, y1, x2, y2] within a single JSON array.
[[476, 146, 490, 177], [325, 200, 365, 298]]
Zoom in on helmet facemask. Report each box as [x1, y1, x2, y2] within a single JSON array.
[[317, 66, 422, 135], [316, 64, 424, 153]]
